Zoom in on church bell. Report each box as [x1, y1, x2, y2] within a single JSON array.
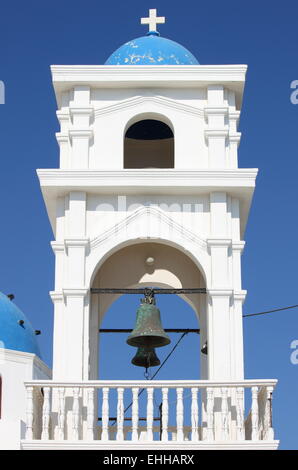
[[127, 292, 171, 348], [131, 347, 160, 368]]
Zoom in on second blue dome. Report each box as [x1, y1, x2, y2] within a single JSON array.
[[105, 32, 199, 65]]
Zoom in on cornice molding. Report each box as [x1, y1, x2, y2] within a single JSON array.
[[49, 291, 64, 303], [51, 241, 65, 253], [64, 238, 90, 253], [69, 107, 94, 117], [208, 289, 233, 297], [69, 129, 93, 141], [51, 64, 248, 84], [233, 290, 247, 302], [229, 110, 240, 121], [37, 168, 258, 190], [207, 239, 232, 248], [205, 129, 229, 139], [56, 110, 69, 122], [62, 288, 89, 299], [232, 241, 246, 252], [55, 132, 69, 144], [229, 132, 241, 143], [204, 106, 229, 116]]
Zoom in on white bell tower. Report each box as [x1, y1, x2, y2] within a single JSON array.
[[23, 10, 278, 449]]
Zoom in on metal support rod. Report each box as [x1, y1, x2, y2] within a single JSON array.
[[91, 287, 206, 295], [99, 328, 200, 334]]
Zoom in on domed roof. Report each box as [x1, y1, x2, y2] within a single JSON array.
[[0, 292, 41, 357], [105, 31, 199, 66]]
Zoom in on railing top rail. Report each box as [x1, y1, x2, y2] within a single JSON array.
[[24, 379, 278, 388]]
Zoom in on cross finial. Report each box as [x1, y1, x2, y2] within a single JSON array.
[[141, 8, 165, 33]]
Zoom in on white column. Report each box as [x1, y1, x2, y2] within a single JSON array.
[[69, 86, 93, 169], [205, 86, 228, 168], [62, 288, 88, 380]]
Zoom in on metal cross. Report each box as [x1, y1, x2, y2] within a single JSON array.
[[141, 8, 165, 32]]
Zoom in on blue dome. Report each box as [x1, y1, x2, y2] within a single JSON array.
[[0, 292, 41, 357], [105, 32, 199, 65]]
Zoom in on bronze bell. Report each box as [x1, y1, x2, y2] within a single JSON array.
[[131, 347, 160, 368], [127, 292, 171, 348]]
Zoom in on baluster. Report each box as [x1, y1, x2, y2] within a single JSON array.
[[87, 387, 95, 440], [161, 388, 169, 442], [58, 387, 65, 440], [264, 386, 274, 440], [191, 387, 199, 442], [251, 386, 259, 440], [176, 387, 184, 441], [41, 387, 51, 440], [206, 387, 214, 441], [72, 387, 80, 440], [146, 387, 154, 441], [221, 387, 229, 440], [116, 387, 124, 441], [101, 387, 109, 441], [132, 388, 139, 442], [25, 386, 34, 440], [236, 387, 245, 441]]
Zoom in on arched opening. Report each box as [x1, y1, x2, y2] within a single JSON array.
[[89, 241, 207, 380], [89, 241, 207, 441], [124, 119, 174, 168]]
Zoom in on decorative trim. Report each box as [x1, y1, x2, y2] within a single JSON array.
[[94, 95, 205, 118], [37, 168, 258, 189], [62, 288, 89, 299], [233, 290, 247, 302], [229, 132, 241, 144], [21, 440, 280, 451], [69, 107, 93, 117], [207, 239, 232, 248], [208, 289, 233, 297], [55, 133, 69, 144], [49, 291, 63, 303], [56, 110, 69, 122], [232, 241, 246, 252], [229, 111, 240, 121], [68, 129, 93, 141], [204, 107, 229, 116], [205, 129, 229, 139], [90, 205, 207, 252], [64, 238, 90, 249], [51, 241, 65, 254]]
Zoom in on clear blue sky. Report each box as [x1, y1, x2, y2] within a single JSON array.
[[0, 0, 297, 449]]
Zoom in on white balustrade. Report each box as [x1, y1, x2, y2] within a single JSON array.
[[22, 379, 277, 446]]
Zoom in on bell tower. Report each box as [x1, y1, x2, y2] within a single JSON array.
[[42, 10, 251, 383], [26, 9, 278, 449]]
